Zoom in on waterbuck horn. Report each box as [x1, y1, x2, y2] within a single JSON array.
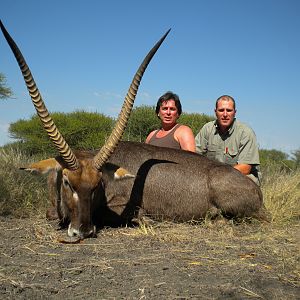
[[0, 20, 79, 170], [93, 29, 171, 170]]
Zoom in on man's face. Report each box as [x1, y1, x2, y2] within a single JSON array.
[[215, 99, 236, 132], [159, 100, 179, 125]]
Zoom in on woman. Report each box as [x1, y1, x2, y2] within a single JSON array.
[[145, 91, 195, 152]]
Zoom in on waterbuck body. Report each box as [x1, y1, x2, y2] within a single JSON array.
[[103, 142, 263, 221], [40, 141, 264, 238]]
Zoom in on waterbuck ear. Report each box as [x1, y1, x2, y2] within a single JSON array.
[[20, 158, 63, 174], [114, 167, 135, 180], [103, 163, 135, 180]]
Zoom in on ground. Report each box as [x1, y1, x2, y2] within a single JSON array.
[[0, 216, 299, 300]]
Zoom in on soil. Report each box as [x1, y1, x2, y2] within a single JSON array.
[[0, 216, 299, 300]]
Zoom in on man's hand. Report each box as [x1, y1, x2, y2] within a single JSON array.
[[234, 164, 251, 175]]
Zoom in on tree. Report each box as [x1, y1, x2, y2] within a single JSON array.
[[123, 105, 160, 142], [8, 111, 114, 155], [259, 149, 296, 171], [0, 73, 13, 99], [123, 105, 214, 142], [259, 149, 289, 163], [291, 149, 300, 167], [6, 105, 217, 154], [179, 113, 214, 135]]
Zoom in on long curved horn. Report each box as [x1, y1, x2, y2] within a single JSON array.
[[93, 29, 171, 170], [0, 20, 79, 170]]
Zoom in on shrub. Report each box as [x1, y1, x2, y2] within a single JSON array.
[[179, 113, 214, 135], [8, 111, 114, 155], [123, 105, 160, 142]]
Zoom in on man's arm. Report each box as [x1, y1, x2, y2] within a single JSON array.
[[236, 126, 260, 175], [195, 127, 208, 155]]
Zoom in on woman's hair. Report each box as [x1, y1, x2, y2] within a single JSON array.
[[155, 91, 182, 115]]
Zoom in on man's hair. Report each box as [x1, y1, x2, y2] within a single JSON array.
[[155, 91, 182, 115], [215, 95, 236, 110]]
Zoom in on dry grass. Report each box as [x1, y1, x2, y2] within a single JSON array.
[[1, 215, 298, 299], [0, 147, 48, 217], [262, 167, 300, 224]]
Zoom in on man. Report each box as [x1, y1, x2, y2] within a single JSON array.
[[195, 95, 261, 185]]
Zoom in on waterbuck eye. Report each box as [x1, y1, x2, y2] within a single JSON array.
[[62, 175, 72, 189], [63, 177, 69, 187], [62, 176, 76, 194]]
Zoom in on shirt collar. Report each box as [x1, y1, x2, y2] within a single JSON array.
[[214, 118, 236, 135]]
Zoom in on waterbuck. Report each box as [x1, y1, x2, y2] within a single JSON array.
[[1, 21, 267, 242]]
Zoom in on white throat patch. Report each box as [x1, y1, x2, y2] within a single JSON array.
[[73, 192, 79, 202]]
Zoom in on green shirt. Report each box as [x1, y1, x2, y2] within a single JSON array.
[[195, 119, 261, 184]]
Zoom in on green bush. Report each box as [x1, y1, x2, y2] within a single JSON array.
[[123, 105, 214, 142], [259, 149, 297, 172], [8, 110, 114, 155], [291, 149, 300, 167], [123, 105, 160, 142], [179, 113, 214, 135]]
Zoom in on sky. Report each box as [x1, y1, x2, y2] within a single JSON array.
[[0, 0, 299, 156]]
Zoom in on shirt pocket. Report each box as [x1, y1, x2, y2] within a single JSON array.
[[224, 148, 239, 165], [206, 144, 219, 161]]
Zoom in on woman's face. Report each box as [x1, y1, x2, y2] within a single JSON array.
[[158, 100, 179, 126]]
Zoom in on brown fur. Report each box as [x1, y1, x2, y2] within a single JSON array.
[[29, 142, 267, 239]]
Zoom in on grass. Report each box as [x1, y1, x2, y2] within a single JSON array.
[[261, 165, 300, 224], [0, 147, 48, 218]]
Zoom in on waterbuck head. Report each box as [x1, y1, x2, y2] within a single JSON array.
[[0, 20, 170, 239]]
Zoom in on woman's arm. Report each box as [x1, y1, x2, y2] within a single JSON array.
[[175, 125, 196, 152]]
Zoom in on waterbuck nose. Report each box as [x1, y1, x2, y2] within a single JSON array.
[[80, 225, 96, 239]]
